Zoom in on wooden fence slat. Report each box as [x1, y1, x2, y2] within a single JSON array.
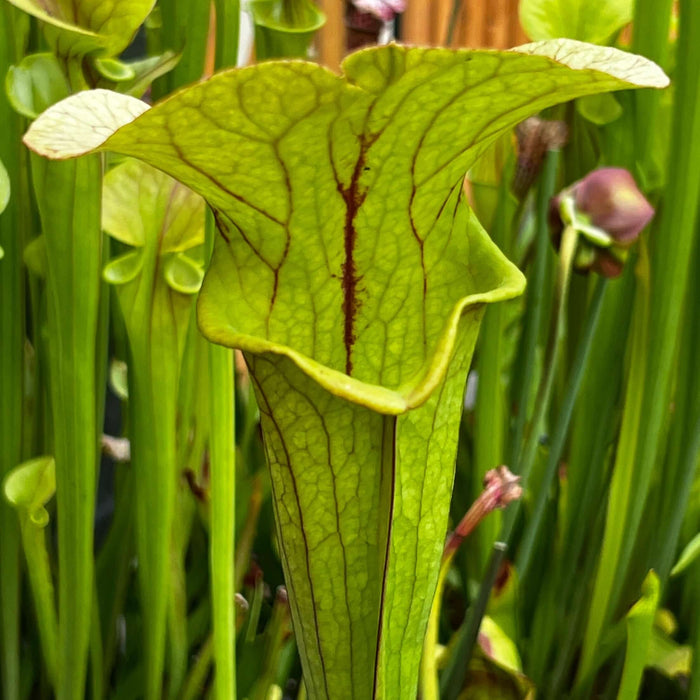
[[318, 0, 345, 70], [317, 0, 526, 68], [403, 0, 524, 48], [404, 1, 434, 44]]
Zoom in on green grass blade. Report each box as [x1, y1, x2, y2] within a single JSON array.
[[517, 276, 608, 579], [579, 0, 700, 683], [0, 6, 28, 698], [577, 244, 650, 687], [472, 179, 514, 572], [508, 150, 559, 467]]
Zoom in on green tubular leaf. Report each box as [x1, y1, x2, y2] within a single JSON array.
[[31, 152, 103, 700], [250, 0, 326, 60], [5, 0, 156, 57], [23, 41, 668, 699], [101, 157, 204, 700], [520, 0, 633, 44], [102, 158, 205, 252]]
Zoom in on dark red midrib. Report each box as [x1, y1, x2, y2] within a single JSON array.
[[338, 144, 368, 376]]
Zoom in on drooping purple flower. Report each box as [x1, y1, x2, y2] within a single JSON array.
[[550, 167, 655, 277], [572, 168, 655, 244], [351, 0, 406, 21]]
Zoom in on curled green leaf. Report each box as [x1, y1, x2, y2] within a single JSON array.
[[3, 456, 56, 526], [93, 57, 136, 83], [577, 93, 623, 125], [6, 0, 156, 58], [103, 250, 144, 285], [164, 253, 204, 294], [250, 0, 327, 60]]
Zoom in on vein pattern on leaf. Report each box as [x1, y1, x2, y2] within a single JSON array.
[[23, 41, 668, 413]]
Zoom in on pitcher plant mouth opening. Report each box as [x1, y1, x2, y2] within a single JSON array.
[[21, 38, 668, 700]]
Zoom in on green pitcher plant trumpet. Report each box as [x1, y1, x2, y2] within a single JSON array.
[[23, 40, 667, 698]]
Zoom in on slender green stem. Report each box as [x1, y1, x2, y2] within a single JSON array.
[[96, 467, 134, 686], [19, 515, 58, 686], [516, 276, 608, 579], [516, 223, 579, 489], [473, 180, 512, 572], [208, 5, 240, 696], [209, 339, 237, 699], [508, 150, 559, 467], [180, 635, 214, 700], [439, 542, 507, 700], [168, 537, 189, 699]]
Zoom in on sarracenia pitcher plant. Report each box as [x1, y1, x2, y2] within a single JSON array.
[[23, 40, 667, 697]]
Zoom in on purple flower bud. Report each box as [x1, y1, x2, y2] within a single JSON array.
[[573, 168, 654, 245], [549, 167, 655, 278], [351, 0, 405, 21]]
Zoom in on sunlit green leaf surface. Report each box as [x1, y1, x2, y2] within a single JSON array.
[[23, 41, 668, 698]]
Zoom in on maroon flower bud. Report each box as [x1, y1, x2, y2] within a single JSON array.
[[351, 0, 405, 21], [573, 168, 654, 245], [549, 167, 655, 278], [345, 0, 405, 50]]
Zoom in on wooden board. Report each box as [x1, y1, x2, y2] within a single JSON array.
[[316, 1, 529, 71]]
